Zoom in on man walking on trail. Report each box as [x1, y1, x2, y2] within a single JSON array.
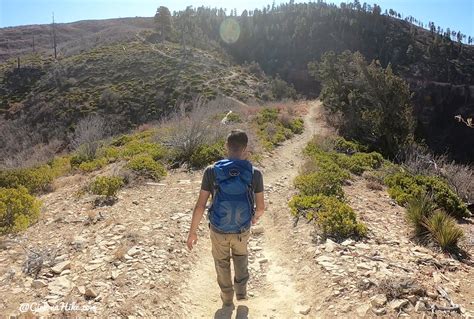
[[187, 129, 265, 307]]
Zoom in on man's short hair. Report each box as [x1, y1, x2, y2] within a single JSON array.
[[227, 129, 248, 152]]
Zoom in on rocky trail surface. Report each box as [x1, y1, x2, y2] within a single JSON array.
[[0, 100, 473, 318]]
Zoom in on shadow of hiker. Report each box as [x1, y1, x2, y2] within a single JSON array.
[[236, 305, 249, 319], [213, 305, 233, 319], [213, 305, 249, 319]]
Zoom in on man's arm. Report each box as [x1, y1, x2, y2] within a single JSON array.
[[252, 192, 265, 224], [187, 190, 211, 250]]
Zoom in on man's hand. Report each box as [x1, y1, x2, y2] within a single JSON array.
[[252, 192, 265, 225], [252, 210, 264, 225], [187, 232, 198, 250], [187, 190, 210, 251]]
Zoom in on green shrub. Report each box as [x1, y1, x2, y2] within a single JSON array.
[[89, 176, 124, 197], [287, 118, 304, 134], [385, 172, 469, 218], [226, 112, 242, 123], [119, 140, 166, 160], [316, 197, 368, 239], [127, 154, 167, 181], [254, 108, 304, 150], [70, 152, 90, 167], [289, 194, 367, 239], [422, 210, 464, 251], [212, 111, 242, 123], [49, 156, 72, 177], [0, 186, 41, 234], [78, 157, 108, 172], [0, 165, 54, 194], [334, 152, 383, 175], [110, 134, 134, 147], [189, 141, 225, 169], [294, 171, 345, 198], [334, 137, 368, 154], [97, 146, 121, 161]]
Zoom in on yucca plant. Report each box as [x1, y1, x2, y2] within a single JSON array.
[[422, 211, 464, 252], [405, 193, 435, 237]]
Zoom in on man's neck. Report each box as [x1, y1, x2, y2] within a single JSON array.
[[227, 154, 245, 160]]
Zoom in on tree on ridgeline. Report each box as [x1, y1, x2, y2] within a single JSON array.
[[154, 6, 172, 41]]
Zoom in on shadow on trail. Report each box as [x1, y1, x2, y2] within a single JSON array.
[[214, 305, 249, 319]]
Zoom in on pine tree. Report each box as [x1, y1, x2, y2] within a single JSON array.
[[154, 6, 172, 41]]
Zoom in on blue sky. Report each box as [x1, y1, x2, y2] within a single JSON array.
[[1, 0, 473, 37]]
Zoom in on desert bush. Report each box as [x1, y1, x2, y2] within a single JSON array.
[[400, 145, 473, 204], [78, 158, 108, 172], [0, 165, 54, 194], [286, 118, 304, 134], [385, 172, 470, 218], [334, 137, 368, 154], [333, 152, 383, 175], [89, 176, 124, 198], [422, 210, 464, 251], [0, 155, 71, 194], [303, 136, 382, 176], [225, 112, 242, 123], [316, 197, 368, 239], [189, 141, 225, 169], [304, 136, 336, 155], [294, 171, 345, 199], [0, 186, 41, 234], [401, 183, 464, 252], [158, 100, 228, 167], [70, 115, 110, 161], [254, 107, 304, 150], [441, 161, 474, 205], [48, 156, 72, 177], [126, 154, 166, 181], [118, 140, 166, 161], [405, 193, 435, 237], [289, 194, 367, 239]]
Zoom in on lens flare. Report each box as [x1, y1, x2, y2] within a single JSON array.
[[219, 18, 241, 44]]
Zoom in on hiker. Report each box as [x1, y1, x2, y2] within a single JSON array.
[[187, 129, 265, 307]]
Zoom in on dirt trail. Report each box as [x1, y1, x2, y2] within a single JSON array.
[[182, 100, 330, 318]]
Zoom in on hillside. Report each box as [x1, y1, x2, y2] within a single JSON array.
[[0, 101, 472, 318], [0, 32, 288, 165], [0, 17, 154, 62]]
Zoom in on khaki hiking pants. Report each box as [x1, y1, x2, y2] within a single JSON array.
[[210, 228, 250, 303]]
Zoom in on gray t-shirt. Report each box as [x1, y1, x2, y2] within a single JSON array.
[[201, 164, 264, 196]]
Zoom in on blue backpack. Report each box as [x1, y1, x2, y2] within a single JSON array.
[[209, 159, 255, 233]]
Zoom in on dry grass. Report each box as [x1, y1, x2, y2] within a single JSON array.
[[114, 244, 128, 261], [366, 180, 383, 191], [422, 211, 464, 252], [378, 277, 425, 300]]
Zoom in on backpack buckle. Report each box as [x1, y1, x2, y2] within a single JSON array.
[[229, 169, 240, 177]]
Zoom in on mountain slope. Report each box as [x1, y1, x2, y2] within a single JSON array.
[[0, 17, 154, 62], [0, 36, 280, 162]]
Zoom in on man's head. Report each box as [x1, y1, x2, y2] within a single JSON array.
[[226, 129, 248, 159]]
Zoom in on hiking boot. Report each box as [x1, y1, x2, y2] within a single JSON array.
[[236, 293, 248, 301]]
